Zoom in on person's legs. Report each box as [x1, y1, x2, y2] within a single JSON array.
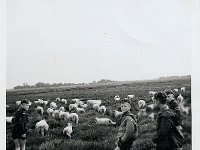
[[13, 139, 20, 150], [19, 139, 26, 150]]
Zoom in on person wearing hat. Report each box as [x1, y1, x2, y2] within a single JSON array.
[[153, 91, 184, 150], [12, 99, 31, 150], [115, 102, 138, 150], [164, 89, 183, 130]]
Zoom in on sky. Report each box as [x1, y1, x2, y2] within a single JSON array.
[[6, 0, 193, 89]]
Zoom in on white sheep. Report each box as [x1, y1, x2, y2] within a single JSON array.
[[59, 106, 65, 112], [177, 94, 184, 104], [80, 103, 88, 108], [127, 95, 135, 99], [173, 89, 179, 93], [77, 101, 84, 107], [6, 117, 13, 123], [63, 123, 73, 139], [87, 100, 102, 106], [138, 100, 146, 109], [95, 117, 116, 125], [36, 106, 44, 115], [47, 108, 54, 116], [93, 103, 100, 111], [42, 100, 49, 106], [180, 106, 190, 115], [113, 110, 123, 119], [69, 113, 79, 124], [35, 119, 49, 136], [6, 105, 9, 108], [52, 110, 60, 118], [59, 111, 70, 121], [114, 95, 120, 102], [181, 87, 186, 92], [75, 108, 85, 113], [50, 102, 57, 109], [71, 98, 80, 104], [69, 103, 78, 111], [149, 91, 156, 96], [61, 99, 67, 104], [97, 105, 107, 114], [56, 97, 61, 102]]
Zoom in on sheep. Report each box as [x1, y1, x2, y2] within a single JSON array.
[[52, 110, 60, 118], [75, 108, 85, 113], [35, 119, 49, 136], [16, 101, 21, 105], [36, 106, 44, 115], [177, 94, 184, 104], [71, 98, 80, 104], [173, 89, 179, 93], [181, 87, 186, 92], [77, 101, 84, 107], [42, 100, 49, 106], [56, 97, 61, 102], [63, 123, 73, 139], [50, 102, 57, 109], [149, 91, 156, 96], [95, 117, 116, 125], [69, 103, 78, 111], [61, 99, 67, 105], [113, 110, 123, 119], [6, 105, 9, 108], [179, 103, 190, 114], [93, 103, 100, 111], [59, 111, 70, 121], [34, 100, 40, 104], [138, 100, 146, 109], [127, 95, 135, 99], [6, 117, 13, 123], [87, 100, 102, 106], [59, 106, 65, 112], [47, 108, 54, 116], [80, 103, 88, 108], [69, 113, 79, 124], [38, 99, 43, 104], [114, 95, 120, 102], [97, 105, 107, 114]]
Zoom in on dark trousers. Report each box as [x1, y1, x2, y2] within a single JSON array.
[[119, 139, 134, 150]]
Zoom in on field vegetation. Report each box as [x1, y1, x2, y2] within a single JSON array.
[[6, 77, 191, 150]]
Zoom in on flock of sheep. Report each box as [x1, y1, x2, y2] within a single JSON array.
[[6, 86, 189, 143]]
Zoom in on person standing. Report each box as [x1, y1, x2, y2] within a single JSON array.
[[12, 99, 31, 150], [115, 102, 138, 150], [153, 91, 184, 150]]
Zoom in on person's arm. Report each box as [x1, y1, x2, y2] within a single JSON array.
[[19, 113, 28, 134], [120, 117, 136, 143]]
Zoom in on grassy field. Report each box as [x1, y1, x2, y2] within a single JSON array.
[[6, 77, 191, 150]]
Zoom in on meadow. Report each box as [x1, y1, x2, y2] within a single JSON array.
[[6, 77, 191, 150]]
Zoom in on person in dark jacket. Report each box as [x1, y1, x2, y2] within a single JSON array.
[[164, 89, 183, 129], [115, 102, 138, 150], [12, 99, 31, 150], [153, 91, 184, 150]]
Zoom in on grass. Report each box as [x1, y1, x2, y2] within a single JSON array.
[[6, 77, 191, 150]]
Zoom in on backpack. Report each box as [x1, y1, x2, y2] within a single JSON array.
[[127, 114, 138, 139]]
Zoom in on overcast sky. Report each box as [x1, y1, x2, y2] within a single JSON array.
[[7, 0, 192, 89]]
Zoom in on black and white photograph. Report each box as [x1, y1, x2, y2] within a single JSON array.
[[2, 0, 200, 150]]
